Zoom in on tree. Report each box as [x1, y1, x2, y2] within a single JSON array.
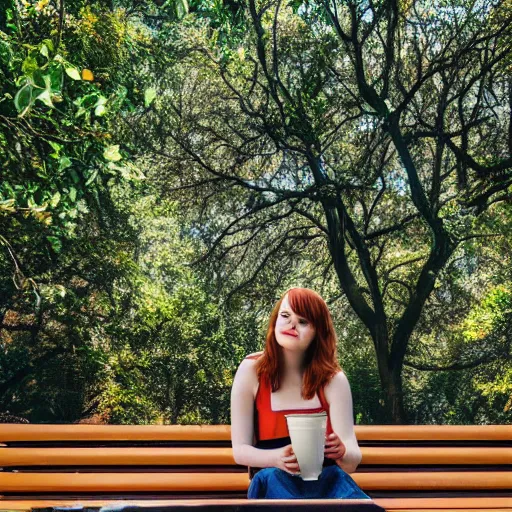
[[129, 0, 512, 422], [0, 0, 150, 421], [1, 0, 264, 425]]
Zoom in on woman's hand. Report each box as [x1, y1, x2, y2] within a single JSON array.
[[324, 432, 346, 461], [274, 444, 300, 475]]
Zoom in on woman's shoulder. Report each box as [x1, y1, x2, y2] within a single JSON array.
[[234, 352, 262, 398], [323, 370, 350, 401], [237, 351, 263, 377], [244, 351, 264, 361], [238, 352, 263, 377], [325, 370, 348, 386]]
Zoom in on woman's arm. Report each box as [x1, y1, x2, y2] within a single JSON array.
[[324, 371, 363, 474], [230, 358, 284, 468]]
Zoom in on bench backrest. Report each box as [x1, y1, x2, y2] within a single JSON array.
[[0, 425, 510, 500]]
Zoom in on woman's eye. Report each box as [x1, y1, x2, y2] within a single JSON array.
[[299, 319, 308, 325]]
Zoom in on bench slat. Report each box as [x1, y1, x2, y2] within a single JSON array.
[[1, 446, 510, 467], [357, 426, 512, 442], [356, 472, 512, 490], [384, 509, 512, 512], [0, 425, 232, 443], [0, 471, 510, 492], [374, 497, 512, 509], [0, 447, 236, 466], [1, 425, 510, 443], [0, 499, 381, 512], [0, 473, 249, 492], [0, 497, 510, 511], [361, 447, 512, 465]]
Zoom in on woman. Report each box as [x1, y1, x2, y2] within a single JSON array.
[[230, 287, 370, 499]]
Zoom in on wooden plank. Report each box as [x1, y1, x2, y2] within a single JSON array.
[[0, 473, 250, 492], [373, 497, 512, 509], [384, 509, 512, 512], [0, 498, 511, 512], [0, 447, 237, 466], [1, 446, 510, 467], [0, 471, 511, 492], [359, 447, 512, 465], [355, 472, 512, 491], [1, 425, 511, 443], [355, 425, 512, 442], [0, 499, 377, 508], [0, 426, 232, 443]]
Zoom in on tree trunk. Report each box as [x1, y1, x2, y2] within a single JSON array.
[[372, 324, 407, 424], [387, 368, 406, 424]]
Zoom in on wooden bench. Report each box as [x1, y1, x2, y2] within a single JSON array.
[[0, 424, 510, 512]]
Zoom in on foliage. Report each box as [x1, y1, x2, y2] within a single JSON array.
[[128, 0, 512, 423], [0, 0, 148, 421], [1, 0, 510, 426]]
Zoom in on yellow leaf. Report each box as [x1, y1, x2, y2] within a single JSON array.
[[81, 69, 94, 81], [33, 210, 52, 225], [35, 0, 49, 11], [0, 199, 16, 213]]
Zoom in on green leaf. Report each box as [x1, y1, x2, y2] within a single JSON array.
[[47, 235, 62, 253], [14, 83, 33, 113], [65, 66, 81, 81], [36, 88, 53, 108], [0, 40, 13, 66], [48, 140, 62, 156], [85, 169, 99, 186], [50, 191, 61, 208], [75, 107, 87, 118], [69, 187, 77, 202], [70, 169, 80, 184], [42, 38, 54, 53], [22, 55, 38, 75], [80, 93, 99, 109], [48, 63, 63, 92], [95, 95, 108, 116], [40, 44, 49, 58], [33, 68, 46, 89], [176, 0, 189, 18], [95, 104, 106, 116], [103, 144, 122, 161], [58, 156, 72, 171], [144, 87, 157, 108]]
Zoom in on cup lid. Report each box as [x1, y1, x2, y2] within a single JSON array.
[[284, 411, 327, 418]]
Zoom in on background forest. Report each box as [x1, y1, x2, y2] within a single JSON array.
[[1, 0, 511, 425]]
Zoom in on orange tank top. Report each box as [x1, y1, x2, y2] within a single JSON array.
[[245, 354, 334, 442]]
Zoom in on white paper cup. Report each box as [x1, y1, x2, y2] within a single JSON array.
[[285, 412, 327, 481]]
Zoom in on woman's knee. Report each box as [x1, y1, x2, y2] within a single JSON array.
[[321, 464, 345, 477]]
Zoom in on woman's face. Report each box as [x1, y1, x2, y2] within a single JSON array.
[[274, 294, 316, 352]]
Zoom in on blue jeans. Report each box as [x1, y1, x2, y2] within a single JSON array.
[[247, 465, 371, 499]]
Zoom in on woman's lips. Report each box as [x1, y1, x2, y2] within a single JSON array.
[[282, 330, 298, 337]]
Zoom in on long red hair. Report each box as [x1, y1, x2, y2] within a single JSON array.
[[255, 287, 341, 399]]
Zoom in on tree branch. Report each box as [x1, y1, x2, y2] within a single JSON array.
[[405, 353, 511, 372]]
